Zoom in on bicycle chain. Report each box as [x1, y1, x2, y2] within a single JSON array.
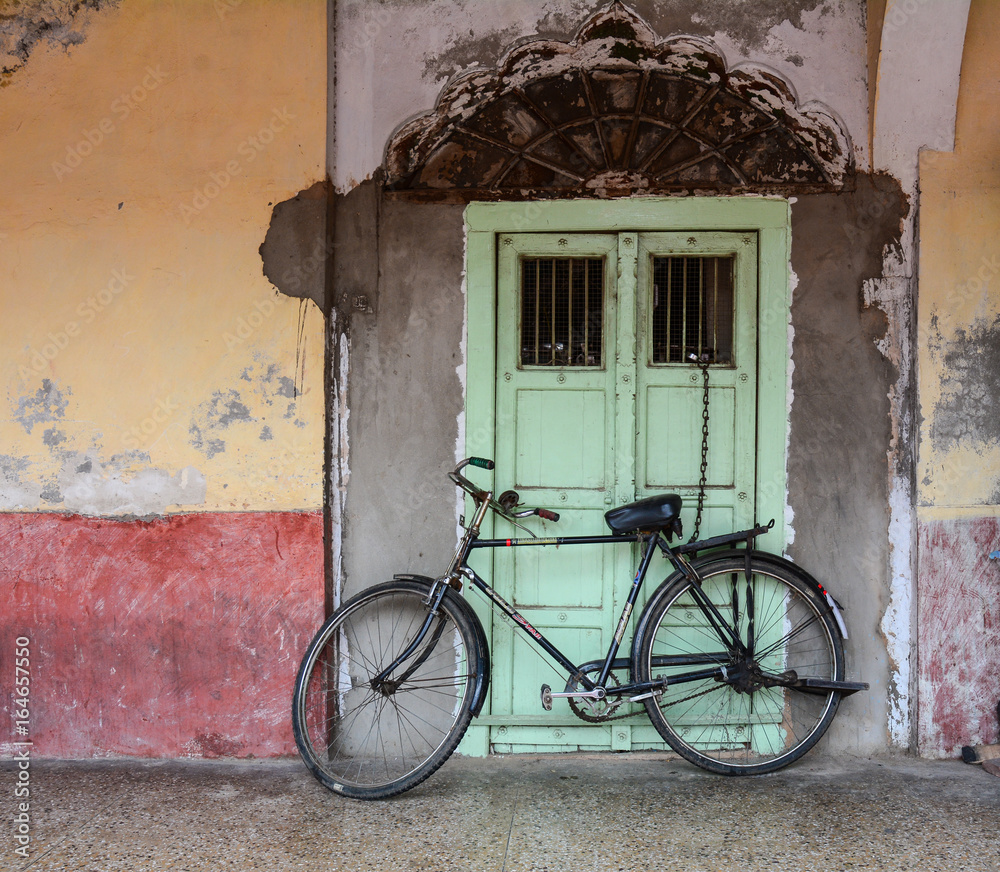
[[567, 676, 722, 723]]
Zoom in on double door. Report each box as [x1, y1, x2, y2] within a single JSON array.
[[485, 230, 759, 751]]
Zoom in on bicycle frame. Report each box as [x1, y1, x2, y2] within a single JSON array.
[[375, 470, 771, 704], [461, 524, 773, 699]]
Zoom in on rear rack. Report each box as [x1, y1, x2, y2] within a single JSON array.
[[672, 519, 775, 556]]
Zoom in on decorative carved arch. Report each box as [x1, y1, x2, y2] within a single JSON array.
[[385, 2, 853, 197]]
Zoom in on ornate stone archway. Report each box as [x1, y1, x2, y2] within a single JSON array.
[[386, 2, 853, 197]]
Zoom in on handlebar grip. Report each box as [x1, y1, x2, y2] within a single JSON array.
[[469, 457, 495, 470], [536, 509, 560, 522]]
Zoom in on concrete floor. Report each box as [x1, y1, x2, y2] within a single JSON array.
[[3, 753, 999, 872]]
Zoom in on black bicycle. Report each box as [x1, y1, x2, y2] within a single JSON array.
[[293, 457, 867, 799]]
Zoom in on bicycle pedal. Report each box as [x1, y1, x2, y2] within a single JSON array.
[[540, 684, 553, 711]]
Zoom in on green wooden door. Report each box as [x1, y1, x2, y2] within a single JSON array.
[[485, 229, 758, 752]]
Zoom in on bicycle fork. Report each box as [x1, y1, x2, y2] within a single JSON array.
[[370, 488, 494, 693]]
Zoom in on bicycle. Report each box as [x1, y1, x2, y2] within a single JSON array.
[[292, 457, 867, 799]]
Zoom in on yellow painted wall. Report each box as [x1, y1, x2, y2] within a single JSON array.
[[0, 0, 326, 514], [917, 0, 1000, 516]]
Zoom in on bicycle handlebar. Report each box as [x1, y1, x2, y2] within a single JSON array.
[[450, 458, 559, 524]]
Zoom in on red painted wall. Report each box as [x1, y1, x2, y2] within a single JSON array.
[[918, 516, 1000, 756], [1, 512, 324, 758]]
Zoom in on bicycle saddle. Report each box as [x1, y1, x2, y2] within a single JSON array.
[[605, 494, 683, 537]]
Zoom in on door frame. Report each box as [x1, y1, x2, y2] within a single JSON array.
[[461, 197, 792, 754]]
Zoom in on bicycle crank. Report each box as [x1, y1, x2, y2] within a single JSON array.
[[540, 683, 605, 712]]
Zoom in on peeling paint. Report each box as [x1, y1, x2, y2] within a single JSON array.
[[57, 453, 207, 515], [0, 0, 121, 84], [15, 378, 69, 433], [0, 454, 42, 510], [387, 4, 852, 196], [190, 363, 307, 459], [0, 449, 207, 516], [931, 315, 1000, 451]]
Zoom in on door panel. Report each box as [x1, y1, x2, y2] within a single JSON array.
[[513, 389, 608, 489], [492, 233, 626, 725], [643, 384, 736, 487], [636, 232, 758, 540], [488, 228, 760, 749]]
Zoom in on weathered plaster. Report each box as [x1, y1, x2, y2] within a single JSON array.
[[0, 511, 323, 757], [917, 516, 1000, 756], [335, 0, 867, 191], [873, 0, 970, 190], [386, 5, 852, 197], [914, 0, 1000, 754], [863, 274, 916, 746], [0, 0, 327, 514], [932, 317, 1000, 452], [0, 0, 120, 84], [788, 172, 908, 753]]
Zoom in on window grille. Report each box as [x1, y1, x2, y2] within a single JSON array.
[[651, 256, 734, 364], [520, 257, 604, 367]]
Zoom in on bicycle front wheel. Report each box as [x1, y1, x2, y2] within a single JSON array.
[[633, 555, 844, 775], [292, 580, 480, 799]]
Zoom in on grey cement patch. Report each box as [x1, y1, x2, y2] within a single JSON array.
[[932, 314, 1000, 451], [339, 193, 466, 596], [15, 378, 69, 434], [788, 172, 909, 754], [259, 180, 331, 310]]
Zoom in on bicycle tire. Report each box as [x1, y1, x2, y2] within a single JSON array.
[[292, 579, 480, 799], [633, 554, 844, 775]]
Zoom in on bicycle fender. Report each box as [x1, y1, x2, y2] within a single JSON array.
[[392, 573, 491, 716], [684, 550, 851, 640]]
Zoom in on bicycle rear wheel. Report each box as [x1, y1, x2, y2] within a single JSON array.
[[633, 554, 844, 775], [292, 580, 480, 799]]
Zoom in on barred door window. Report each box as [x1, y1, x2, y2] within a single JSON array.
[[650, 256, 734, 365], [520, 257, 604, 368]]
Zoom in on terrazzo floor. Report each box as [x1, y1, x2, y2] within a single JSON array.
[[3, 753, 998, 871]]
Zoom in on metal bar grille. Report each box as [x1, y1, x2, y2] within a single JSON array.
[[521, 257, 604, 367], [651, 255, 734, 364]]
